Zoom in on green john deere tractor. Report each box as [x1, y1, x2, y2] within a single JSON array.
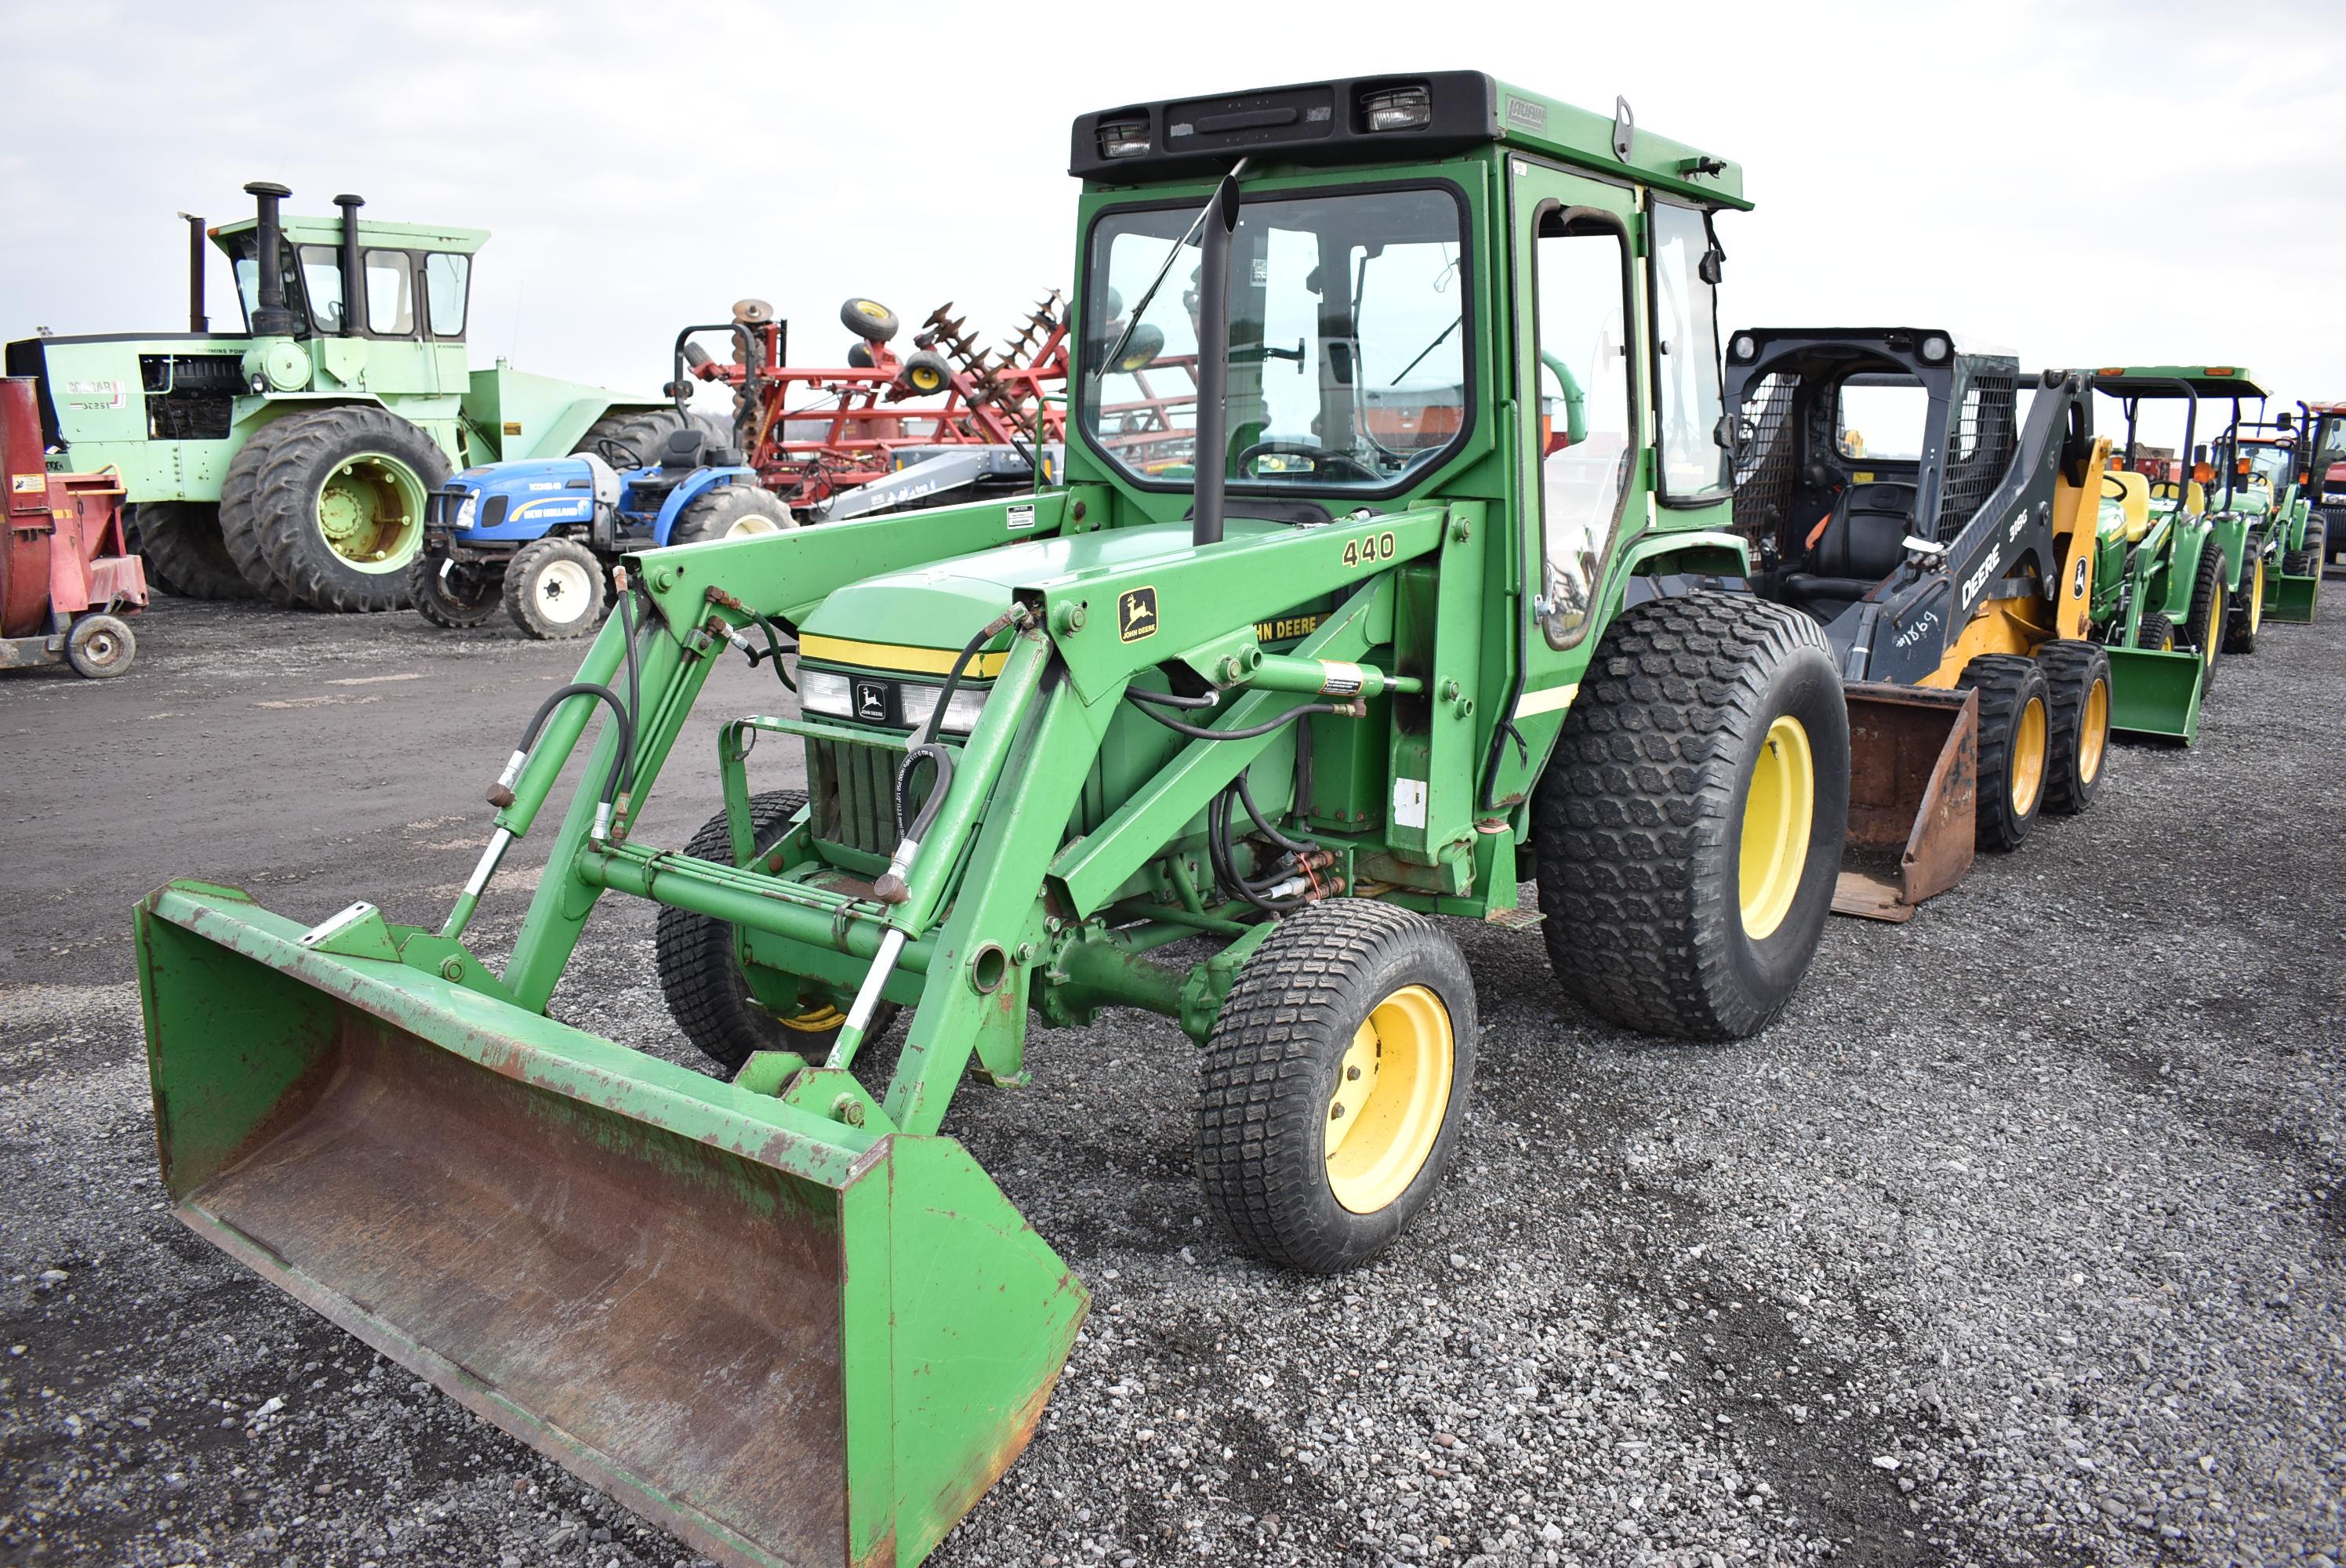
[[2209, 411, 2323, 625], [4, 183, 681, 611], [136, 75, 1851, 1566]]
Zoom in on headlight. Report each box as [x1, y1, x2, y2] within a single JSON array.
[[453, 493, 479, 529], [1362, 86, 1432, 132], [1919, 334, 1951, 363], [899, 681, 989, 735], [1097, 119, 1150, 159], [1730, 333, 1756, 361], [799, 669, 852, 719]]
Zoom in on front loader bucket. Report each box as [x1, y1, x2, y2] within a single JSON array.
[[2106, 645, 2204, 746], [135, 882, 1085, 1568], [2268, 563, 2318, 624], [1833, 683, 1977, 922]]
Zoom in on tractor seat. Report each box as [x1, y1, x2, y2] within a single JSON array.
[[2101, 470, 2152, 543], [656, 427, 743, 471], [1779, 481, 1919, 622]]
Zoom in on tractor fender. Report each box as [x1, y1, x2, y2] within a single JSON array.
[[1616, 527, 1751, 582], [2162, 522, 2217, 619], [227, 393, 468, 468], [648, 467, 763, 546]]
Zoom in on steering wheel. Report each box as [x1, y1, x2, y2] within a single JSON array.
[[597, 435, 647, 469], [1233, 439, 1384, 484]]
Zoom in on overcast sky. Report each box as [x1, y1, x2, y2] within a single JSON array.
[[7, 0, 2341, 454]]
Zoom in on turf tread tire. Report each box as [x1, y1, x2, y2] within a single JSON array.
[[227, 406, 451, 612], [2181, 543, 2224, 693], [2134, 612, 2177, 652], [656, 791, 894, 1073], [1531, 593, 1850, 1042], [1195, 901, 1476, 1274], [133, 503, 255, 601], [2223, 534, 2264, 655], [502, 535, 608, 640], [1958, 654, 2051, 852], [2036, 639, 2111, 817]]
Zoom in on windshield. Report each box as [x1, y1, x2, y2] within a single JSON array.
[[2236, 441, 2291, 487], [1081, 186, 1469, 494]]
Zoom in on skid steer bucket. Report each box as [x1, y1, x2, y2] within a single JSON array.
[[2106, 645, 2204, 745], [137, 883, 1085, 1568], [1833, 684, 1977, 922]]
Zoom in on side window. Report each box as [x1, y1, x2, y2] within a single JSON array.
[[425, 253, 470, 339], [1650, 202, 1728, 499], [1534, 210, 1635, 649], [364, 250, 415, 336], [298, 245, 346, 333]]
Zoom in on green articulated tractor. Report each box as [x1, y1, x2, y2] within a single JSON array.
[[3, 183, 679, 611], [136, 75, 1854, 1566]]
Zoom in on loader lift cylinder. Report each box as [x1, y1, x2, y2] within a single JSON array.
[[242, 181, 295, 338], [334, 194, 365, 337]]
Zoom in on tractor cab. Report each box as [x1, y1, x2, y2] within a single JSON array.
[[208, 187, 485, 345]]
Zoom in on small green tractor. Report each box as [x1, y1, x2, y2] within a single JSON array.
[[136, 75, 1853, 1566], [2209, 409, 2324, 624], [3, 183, 677, 611]]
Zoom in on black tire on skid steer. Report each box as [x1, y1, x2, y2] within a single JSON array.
[[656, 790, 899, 1074], [407, 550, 505, 629], [134, 502, 255, 601], [2223, 534, 2264, 655], [668, 483, 796, 546], [2181, 543, 2225, 692], [1532, 593, 1850, 1042], [573, 408, 726, 470], [1195, 901, 1477, 1273], [1958, 654, 2052, 853], [228, 405, 452, 612], [502, 536, 608, 640], [2036, 639, 2112, 817]]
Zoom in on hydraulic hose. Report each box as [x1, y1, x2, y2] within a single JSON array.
[[1128, 695, 1338, 741]]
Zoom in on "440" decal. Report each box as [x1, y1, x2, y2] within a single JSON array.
[[1342, 531, 1398, 568]]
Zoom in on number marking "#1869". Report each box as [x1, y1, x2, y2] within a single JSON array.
[[1342, 532, 1398, 568]]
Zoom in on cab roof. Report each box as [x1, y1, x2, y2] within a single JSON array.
[[2090, 365, 2268, 397], [1070, 71, 1748, 210], [210, 213, 489, 255]]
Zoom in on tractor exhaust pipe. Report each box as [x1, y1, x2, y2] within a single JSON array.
[[243, 181, 296, 338], [176, 212, 208, 333], [1190, 174, 1241, 549], [334, 194, 365, 337]]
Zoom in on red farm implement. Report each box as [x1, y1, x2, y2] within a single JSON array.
[[2, 376, 146, 678]]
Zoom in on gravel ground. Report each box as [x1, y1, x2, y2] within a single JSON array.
[[2, 591, 2343, 1568]]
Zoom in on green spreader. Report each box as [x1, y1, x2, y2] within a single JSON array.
[[140, 74, 1857, 1566]]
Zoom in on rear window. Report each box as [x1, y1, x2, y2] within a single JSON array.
[[1836, 375, 1927, 462]]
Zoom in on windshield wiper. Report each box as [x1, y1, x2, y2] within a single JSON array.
[[1391, 317, 1462, 387], [1095, 158, 1249, 380]]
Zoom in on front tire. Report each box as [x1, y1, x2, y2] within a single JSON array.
[[65, 613, 135, 678], [135, 502, 255, 601], [656, 791, 897, 1073], [2224, 538, 2265, 654], [408, 549, 506, 629], [1958, 654, 2051, 851], [667, 483, 796, 546], [224, 406, 451, 612], [1196, 902, 1476, 1273], [1534, 593, 1850, 1041], [502, 536, 608, 640], [2036, 640, 2111, 816], [2181, 544, 2225, 692]]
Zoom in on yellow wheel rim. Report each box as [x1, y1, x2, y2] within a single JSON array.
[[2079, 677, 2110, 786], [855, 301, 887, 320], [779, 1004, 847, 1034], [2010, 695, 2048, 815], [1324, 985, 1454, 1216], [2205, 582, 2224, 669], [1738, 714, 1816, 941], [2249, 558, 2265, 632]]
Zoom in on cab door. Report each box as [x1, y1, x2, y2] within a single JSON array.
[[1483, 159, 1647, 809]]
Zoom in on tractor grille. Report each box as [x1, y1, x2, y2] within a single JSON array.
[[1731, 372, 1802, 548], [807, 734, 904, 858], [1933, 373, 2017, 542], [139, 354, 240, 441]]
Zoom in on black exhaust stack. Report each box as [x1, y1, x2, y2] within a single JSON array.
[[1190, 175, 1241, 549], [243, 181, 296, 338], [333, 194, 365, 336], [176, 212, 208, 333]]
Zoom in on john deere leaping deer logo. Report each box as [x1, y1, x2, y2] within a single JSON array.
[[1118, 586, 1160, 643]]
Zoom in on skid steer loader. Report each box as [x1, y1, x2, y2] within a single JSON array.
[[137, 74, 1853, 1568], [1721, 329, 2137, 918]]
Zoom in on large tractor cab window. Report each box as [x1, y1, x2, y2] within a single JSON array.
[[1648, 201, 1730, 502], [226, 235, 468, 342], [1080, 183, 1471, 495]]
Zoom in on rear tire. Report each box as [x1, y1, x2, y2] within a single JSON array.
[[1533, 593, 1850, 1041], [502, 536, 608, 640], [1958, 654, 2051, 851], [1195, 902, 1476, 1273], [2181, 544, 2225, 693], [225, 406, 450, 612], [656, 790, 898, 1073], [574, 408, 726, 470], [65, 613, 135, 678], [408, 549, 505, 629], [2036, 640, 2111, 816], [136, 502, 254, 601], [667, 483, 796, 545]]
